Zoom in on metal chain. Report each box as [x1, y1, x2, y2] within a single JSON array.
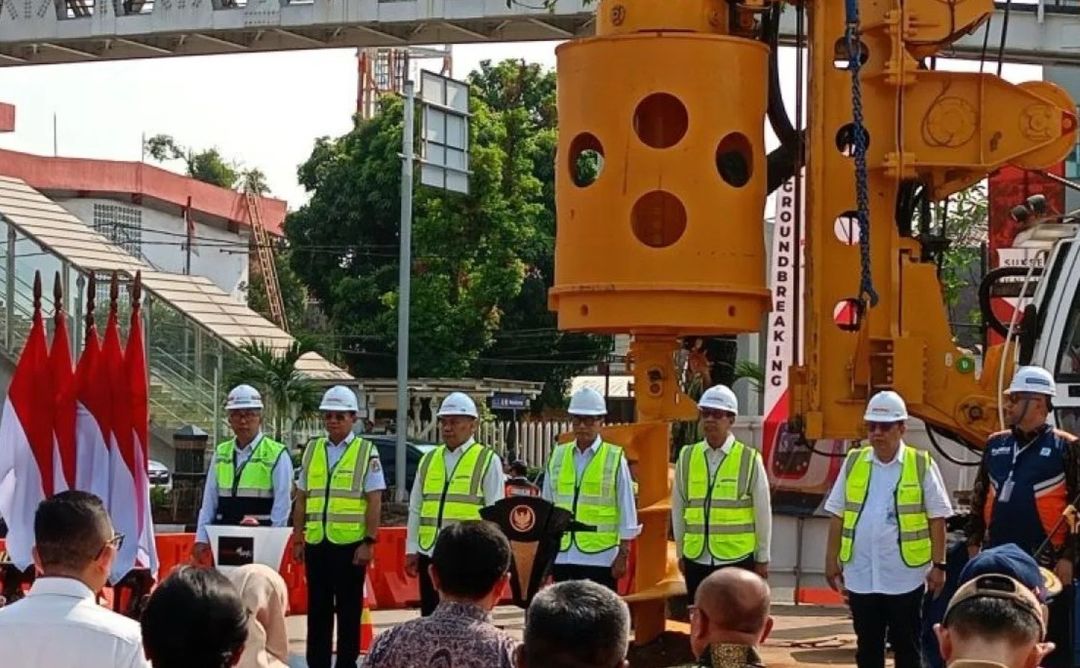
[[845, 3, 880, 309]]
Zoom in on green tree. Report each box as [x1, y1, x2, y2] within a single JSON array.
[[465, 60, 612, 407], [143, 133, 246, 191], [286, 59, 612, 402], [918, 182, 988, 348], [226, 340, 320, 440]]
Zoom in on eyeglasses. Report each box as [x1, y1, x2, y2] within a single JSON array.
[[866, 422, 900, 433], [571, 416, 600, 426], [700, 409, 734, 420], [229, 410, 260, 421], [95, 532, 124, 559]]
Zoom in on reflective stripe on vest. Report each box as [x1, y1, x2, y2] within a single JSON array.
[[839, 445, 931, 567], [549, 442, 622, 554], [679, 440, 757, 561], [215, 436, 286, 500], [303, 436, 374, 545], [417, 443, 494, 552]]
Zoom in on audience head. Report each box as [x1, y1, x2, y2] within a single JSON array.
[[32, 491, 118, 592], [228, 564, 290, 668], [690, 568, 773, 657], [936, 573, 1052, 668], [141, 566, 249, 668], [517, 580, 630, 668], [430, 520, 511, 609], [960, 544, 1049, 602]]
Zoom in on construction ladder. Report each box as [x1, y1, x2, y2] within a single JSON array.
[[244, 190, 289, 332]]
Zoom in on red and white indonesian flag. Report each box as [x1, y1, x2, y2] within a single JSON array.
[[124, 290, 157, 578], [50, 306, 76, 493], [103, 304, 140, 583], [74, 323, 112, 503], [0, 277, 61, 569]]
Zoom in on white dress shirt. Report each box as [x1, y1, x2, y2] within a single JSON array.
[[296, 435, 387, 493], [541, 436, 643, 567], [0, 577, 149, 668], [824, 441, 954, 595], [406, 438, 506, 556], [670, 433, 773, 565], [196, 432, 295, 543]]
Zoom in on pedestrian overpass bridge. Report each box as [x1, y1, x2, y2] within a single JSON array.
[[0, 0, 1079, 66]]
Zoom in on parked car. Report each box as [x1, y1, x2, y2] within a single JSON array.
[[365, 435, 436, 494], [148, 460, 172, 491], [292, 433, 435, 495]]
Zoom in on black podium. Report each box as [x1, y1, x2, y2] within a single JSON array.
[[481, 496, 591, 608]]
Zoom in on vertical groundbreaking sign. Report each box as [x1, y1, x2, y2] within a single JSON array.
[[761, 174, 845, 515]]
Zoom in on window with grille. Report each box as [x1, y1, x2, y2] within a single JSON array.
[[92, 203, 143, 257]]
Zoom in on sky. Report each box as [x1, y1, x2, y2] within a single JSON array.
[[0, 41, 1041, 211]]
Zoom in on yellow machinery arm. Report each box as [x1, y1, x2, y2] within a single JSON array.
[[791, 0, 1076, 447], [549, 0, 1076, 642]]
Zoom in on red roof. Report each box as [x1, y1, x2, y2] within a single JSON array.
[[0, 148, 286, 235]]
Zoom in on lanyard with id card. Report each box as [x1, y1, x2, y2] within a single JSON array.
[[999, 437, 1038, 503]]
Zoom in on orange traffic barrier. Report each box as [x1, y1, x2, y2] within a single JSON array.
[[795, 586, 845, 605], [155, 533, 196, 578], [280, 533, 308, 614], [368, 527, 418, 609]]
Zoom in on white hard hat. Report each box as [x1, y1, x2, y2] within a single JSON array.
[[1007, 366, 1057, 397], [225, 384, 263, 411], [568, 387, 607, 416], [863, 390, 909, 422], [320, 385, 359, 412], [436, 392, 479, 418], [699, 384, 739, 415]]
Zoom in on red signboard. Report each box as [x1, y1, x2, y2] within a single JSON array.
[[985, 163, 1066, 345]]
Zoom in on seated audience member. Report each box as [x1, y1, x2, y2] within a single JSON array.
[[228, 564, 290, 668], [516, 579, 630, 668], [0, 491, 148, 667], [141, 565, 249, 668], [367, 520, 517, 667], [671, 568, 773, 667], [935, 572, 1053, 668]]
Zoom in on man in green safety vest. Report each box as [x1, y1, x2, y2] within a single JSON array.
[[672, 384, 771, 603], [291, 385, 385, 668], [405, 392, 505, 616], [543, 387, 640, 591], [823, 390, 953, 668], [192, 384, 294, 564]]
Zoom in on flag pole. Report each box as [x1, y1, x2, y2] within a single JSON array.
[[85, 273, 96, 339]]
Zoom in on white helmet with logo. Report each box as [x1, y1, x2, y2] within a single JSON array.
[[225, 384, 263, 411], [436, 392, 479, 418], [1007, 366, 1057, 397], [698, 384, 738, 416], [863, 390, 909, 422], [568, 387, 607, 416], [320, 385, 359, 412]]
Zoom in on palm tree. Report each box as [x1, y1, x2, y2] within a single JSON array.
[[228, 340, 320, 441]]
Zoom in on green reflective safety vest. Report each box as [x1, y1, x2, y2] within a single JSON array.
[[417, 443, 496, 552], [839, 445, 931, 567], [213, 435, 287, 525], [549, 442, 623, 554], [678, 440, 758, 561], [303, 436, 376, 545]]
